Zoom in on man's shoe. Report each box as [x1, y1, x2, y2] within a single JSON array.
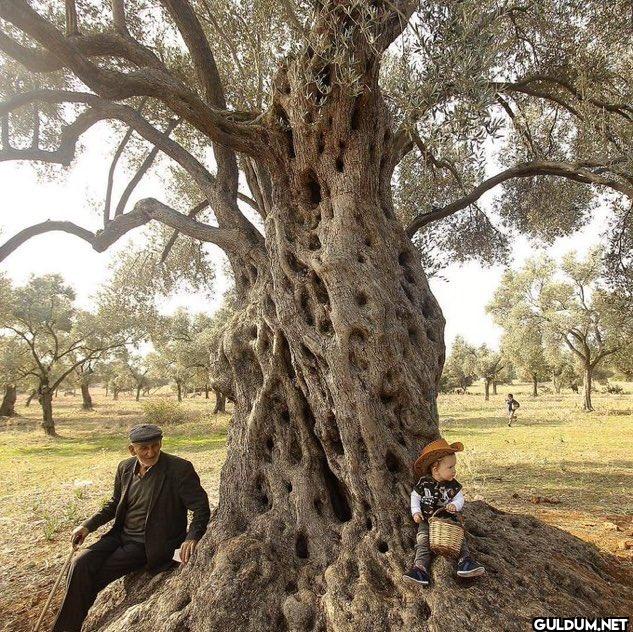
[[402, 566, 430, 585], [456, 556, 486, 578]]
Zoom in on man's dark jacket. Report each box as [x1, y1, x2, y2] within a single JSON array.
[[82, 452, 210, 570]]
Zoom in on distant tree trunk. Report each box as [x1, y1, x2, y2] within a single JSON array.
[[39, 386, 56, 436], [582, 364, 594, 411], [492, 380, 497, 395], [532, 375, 538, 397], [113, 387, 119, 401], [205, 383, 210, 399], [484, 379, 491, 401], [81, 383, 93, 410], [105, 383, 109, 397], [213, 389, 226, 414], [25, 389, 36, 407], [0, 385, 17, 417], [136, 384, 142, 402], [176, 381, 182, 402]]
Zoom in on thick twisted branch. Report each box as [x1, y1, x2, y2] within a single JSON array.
[[406, 159, 633, 237], [0, 198, 242, 262]]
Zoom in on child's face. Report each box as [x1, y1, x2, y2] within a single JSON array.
[[432, 453, 457, 482]]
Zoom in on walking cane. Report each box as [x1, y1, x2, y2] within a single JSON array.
[[33, 545, 77, 632]]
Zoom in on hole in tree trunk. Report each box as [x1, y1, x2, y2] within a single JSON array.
[[366, 517, 373, 530], [295, 531, 309, 559], [264, 436, 274, 462], [285, 581, 297, 594], [385, 450, 402, 474], [284, 481, 292, 493], [311, 273, 330, 305], [335, 157, 344, 172], [254, 474, 272, 512], [377, 540, 389, 553], [322, 460, 352, 522], [356, 291, 368, 306], [314, 497, 323, 515], [307, 233, 321, 250], [300, 169, 322, 207], [286, 251, 309, 275], [408, 326, 419, 345], [357, 253, 366, 264], [318, 317, 333, 334]]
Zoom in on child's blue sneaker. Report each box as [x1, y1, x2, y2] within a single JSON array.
[[456, 556, 485, 578], [402, 565, 430, 585]]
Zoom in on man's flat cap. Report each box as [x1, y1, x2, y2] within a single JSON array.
[[129, 424, 163, 443]]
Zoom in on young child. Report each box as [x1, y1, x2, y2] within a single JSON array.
[[403, 438, 485, 585], [506, 393, 520, 426]]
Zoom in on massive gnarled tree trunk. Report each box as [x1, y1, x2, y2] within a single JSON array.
[[83, 28, 631, 632]]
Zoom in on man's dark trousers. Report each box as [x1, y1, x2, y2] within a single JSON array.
[[53, 533, 146, 632]]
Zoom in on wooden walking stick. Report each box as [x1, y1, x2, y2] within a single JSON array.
[[33, 546, 76, 632]]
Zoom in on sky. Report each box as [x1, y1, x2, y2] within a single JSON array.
[[0, 123, 609, 352]]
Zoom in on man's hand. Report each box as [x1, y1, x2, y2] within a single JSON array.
[[180, 539, 198, 564], [71, 526, 89, 548], [446, 503, 457, 513], [413, 512, 423, 524]]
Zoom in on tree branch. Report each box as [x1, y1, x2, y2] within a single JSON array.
[[0, 1, 264, 156], [406, 159, 633, 237], [114, 118, 180, 217], [0, 198, 244, 262]]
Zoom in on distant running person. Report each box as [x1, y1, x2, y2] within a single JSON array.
[[506, 394, 520, 426]]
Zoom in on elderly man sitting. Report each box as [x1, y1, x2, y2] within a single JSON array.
[[53, 424, 210, 632]]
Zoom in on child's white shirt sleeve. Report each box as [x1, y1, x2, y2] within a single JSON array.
[[450, 490, 465, 511], [411, 489, 423, 516]]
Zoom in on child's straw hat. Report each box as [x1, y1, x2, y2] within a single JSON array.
[[414, 438, 464, 476]]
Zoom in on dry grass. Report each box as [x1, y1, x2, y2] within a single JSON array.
[[0, 383, 631, 630]]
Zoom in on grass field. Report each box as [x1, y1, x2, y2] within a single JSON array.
[[0, 383, 631, 631]]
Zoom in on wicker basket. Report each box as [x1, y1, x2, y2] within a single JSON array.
[[428, 508, 464, 558]]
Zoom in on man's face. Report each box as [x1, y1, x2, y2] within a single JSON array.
[[128, 439, 162, 467]]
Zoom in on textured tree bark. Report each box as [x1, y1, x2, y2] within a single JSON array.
[[81, 382, 94, 410], [176, 381, 183, 403], [136, 385, 142, 402], [484, 379, 491, 401], [0, 384, 17, 417], [492, 380, 497, 395], [582, 365, 593, 411]]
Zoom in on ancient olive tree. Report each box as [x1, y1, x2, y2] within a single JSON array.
[[489, 253, 633, 410], [1, 0, 633, 627]]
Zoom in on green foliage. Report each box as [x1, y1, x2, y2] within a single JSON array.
[[443, 336, 477, 391], [142, 399, 190, 426]]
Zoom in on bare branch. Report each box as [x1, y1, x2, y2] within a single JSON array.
[[406, 159, 633, 238], [111, 0, 129, 35], [114, 118, 180, 217], [0, 1, 264, 156], [65, 0, 79, 36], [104, 97, 148, 226], [0, 198, 243, 262], [160, 200, 209, 264]]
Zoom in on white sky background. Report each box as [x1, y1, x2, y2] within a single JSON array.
[[0, 124, 609, 352]]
